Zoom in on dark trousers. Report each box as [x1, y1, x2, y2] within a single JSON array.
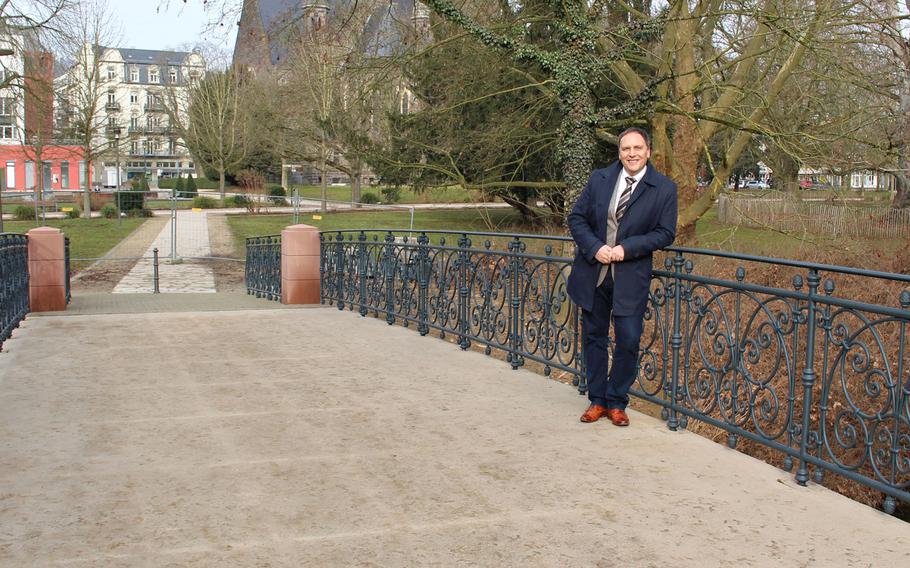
[[581, 275, 644, 410]]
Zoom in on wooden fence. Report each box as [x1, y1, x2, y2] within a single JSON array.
[[717, 195, 910, 239]]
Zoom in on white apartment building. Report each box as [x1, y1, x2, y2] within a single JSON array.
[[57, 44, 205, 187], [0, 36, 25, 145]]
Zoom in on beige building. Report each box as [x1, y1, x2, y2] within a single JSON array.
[[56, 44, 205, 187]]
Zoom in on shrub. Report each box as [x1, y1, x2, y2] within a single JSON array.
[[100, 204, 118, 219], [193, 196, 217, 209], [224, 194, 251, 207], [122, 175, 149, 211], [126, 208, 153, 218], [14, 205, 34, 221], [267, 185, 287, 205], [184, 175, 198, 197], [65, 206, 81, 219], [360, 192, 380, 204], [381, 186, 402, 203]]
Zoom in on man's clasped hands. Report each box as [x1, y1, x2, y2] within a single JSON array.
[[594, 244, 625, 264]]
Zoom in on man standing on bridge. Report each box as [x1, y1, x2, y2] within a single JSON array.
[[566, 127, 678, 426]]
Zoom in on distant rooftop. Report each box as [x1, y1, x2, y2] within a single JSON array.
[[101, 46, 201, 66]]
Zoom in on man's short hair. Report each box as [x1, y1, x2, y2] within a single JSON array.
[[618, 127, 651, 149]]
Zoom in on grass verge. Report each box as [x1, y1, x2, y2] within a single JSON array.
[[288, 184, 483, 204], [227, 208, 528, 252], [4, 218, 147, 260]]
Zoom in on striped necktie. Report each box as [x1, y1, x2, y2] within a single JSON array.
[[615, 176, 635, 221]]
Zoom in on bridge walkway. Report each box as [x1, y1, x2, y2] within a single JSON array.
[[0, 295, 907, 566]]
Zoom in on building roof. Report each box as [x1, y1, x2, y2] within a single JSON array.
[[239, 0, 419, 67], [106, 47, 198, 66]]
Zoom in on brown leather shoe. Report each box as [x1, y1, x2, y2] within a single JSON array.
[[605, 408, 630, 427], [580, 404, 609, 423]]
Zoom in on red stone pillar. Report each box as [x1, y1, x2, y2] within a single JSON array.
[[26, 227, 67, 312], [281, 224, 321, 305]]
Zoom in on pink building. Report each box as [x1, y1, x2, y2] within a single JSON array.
[[0, 144, 90, 192]]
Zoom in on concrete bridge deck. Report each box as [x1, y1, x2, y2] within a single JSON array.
[[1, 295, 907, 567]]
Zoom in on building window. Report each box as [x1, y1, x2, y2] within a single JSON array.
[[60, 161, 69, 188], [0, 96, 15, 139], [79, 161, 87, 188], [130, 93, 138, 104], [107, 66, 115, 80], [188, 73, 198, 86], [107, 91, 116, 104], [864, 173, 874, 188], [130, 116, 139, 129], [108, 116, 117, 128], [149, 68, 158, 83], [169, 68, 177, 83], [851, 173, 862, 188], [25, 161, 35, 189], [130, 141, 139, 154], [130, 67, 138, 82], [5, 161, 15, 189]]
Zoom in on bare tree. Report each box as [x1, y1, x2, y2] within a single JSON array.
[[276, 1, 394, 211], [53, 0, 120, 218], [0, 0, 70, 89], [171, 68, 249, 199]]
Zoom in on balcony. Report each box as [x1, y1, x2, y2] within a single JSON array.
[[105, 102, 121, 112], [127, 150, 180, 158], [127, 126, 171, 135], [144, 102, 165, 112]]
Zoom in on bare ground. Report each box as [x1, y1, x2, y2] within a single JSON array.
[[206, 213, 246, 293], [71, 217, 168, 293]]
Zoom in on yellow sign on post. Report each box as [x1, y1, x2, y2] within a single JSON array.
[[312, 215, 322, 220], [191, 207, 202, 212], [61, 207, 73, 212]]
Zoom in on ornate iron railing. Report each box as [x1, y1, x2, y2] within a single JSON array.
[[245, 234, 281, 301], [64, 236, 71, 304], [320, 228, 910, 514], [0, 233, 29, 351]]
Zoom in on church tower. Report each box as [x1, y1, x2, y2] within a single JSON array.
[[303, 2, 329, 33], [413, 1, 430, 38]]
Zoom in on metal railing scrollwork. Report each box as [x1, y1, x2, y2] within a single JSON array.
[[0, 233, 29, 351], [319, 228, 910, 514], [245, 235, 281, 301]]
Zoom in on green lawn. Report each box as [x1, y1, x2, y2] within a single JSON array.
[[227, 208, 529, 251], [694, 204, 907, 265], [3, 218, 147, 260], [288, 184, 483, 205]]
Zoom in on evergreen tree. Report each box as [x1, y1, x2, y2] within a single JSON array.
[[174, 175, 185, 197], [185, 175, 198, 197]]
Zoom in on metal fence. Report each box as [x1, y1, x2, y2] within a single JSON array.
[[0, 233, 29, 351], [245, 235, 281, 301], [64, 236, 71, 304], [718, 194, 910, 238], [317, 228, 910, 513]]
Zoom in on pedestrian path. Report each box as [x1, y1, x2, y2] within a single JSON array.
[[2, 307, 907, 566], [113, 210, 216, 294]]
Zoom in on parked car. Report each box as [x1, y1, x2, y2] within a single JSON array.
[[743, 180, 770, 190]]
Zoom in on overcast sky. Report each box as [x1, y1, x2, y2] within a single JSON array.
[[110, 0, 238, 58]]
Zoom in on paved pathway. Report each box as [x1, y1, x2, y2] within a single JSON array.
[[113, 210, 217, 294], [1, 304, 907, 566]]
